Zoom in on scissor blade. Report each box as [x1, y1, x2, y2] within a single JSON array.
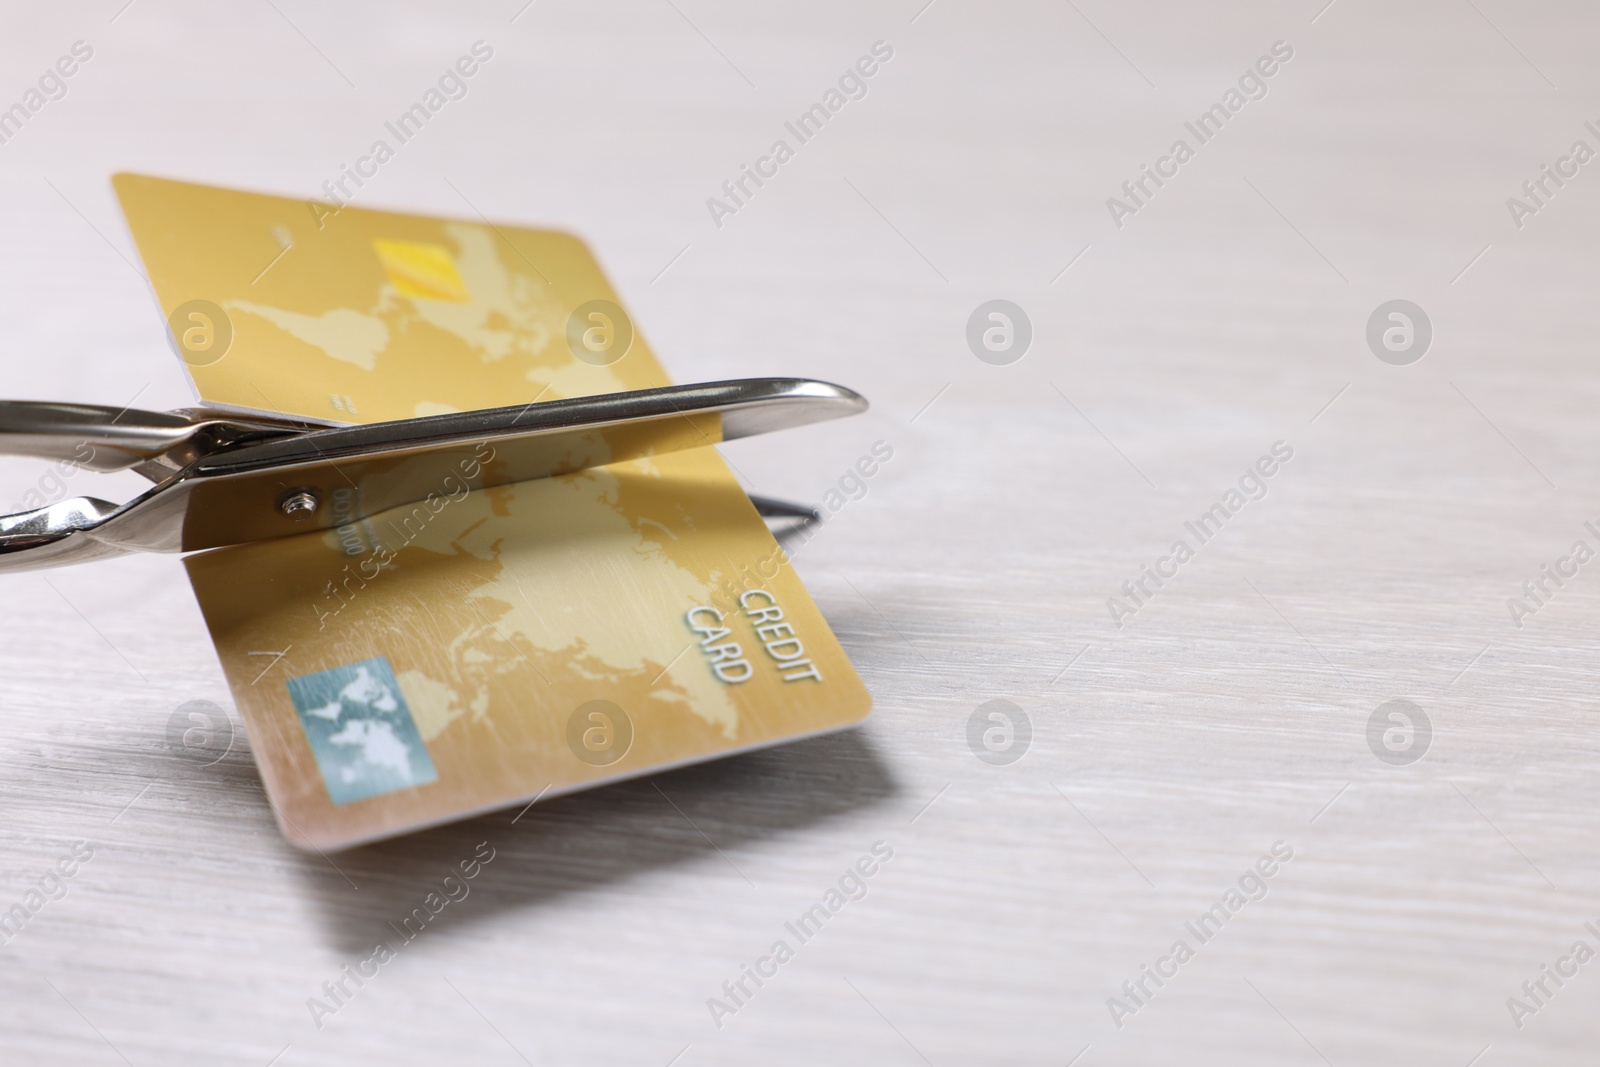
[[90, 377, 866, 556]]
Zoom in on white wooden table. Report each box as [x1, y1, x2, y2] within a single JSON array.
[[2, 2, 1598, 1063]]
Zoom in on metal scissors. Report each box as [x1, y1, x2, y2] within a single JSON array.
[[0, 378, 865, 573]]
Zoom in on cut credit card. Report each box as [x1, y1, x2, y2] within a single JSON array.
[[115, 174, 871, 850]]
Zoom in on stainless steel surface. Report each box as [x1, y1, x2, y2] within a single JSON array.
[[0, 400, 303, 476], [0, 378, 866, 571]]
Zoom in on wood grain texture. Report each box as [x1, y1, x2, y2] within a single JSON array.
[[1, 2, 1598, 1064]]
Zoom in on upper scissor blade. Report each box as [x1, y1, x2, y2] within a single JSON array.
[[194, 377, 866, 480]]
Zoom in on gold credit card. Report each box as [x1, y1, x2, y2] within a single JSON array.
[[115, 173, 871, 850]]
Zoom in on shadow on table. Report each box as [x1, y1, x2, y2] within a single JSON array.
[[284, 725, 899, 954]]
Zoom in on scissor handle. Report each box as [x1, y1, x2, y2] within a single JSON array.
[[0, 401, 197, 471], [0, 496, 134, 569], [0, 401, 305, 476], [0, 402, 313, 569]]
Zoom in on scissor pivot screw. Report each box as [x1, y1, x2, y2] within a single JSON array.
[[278, 489, 320, 520]]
